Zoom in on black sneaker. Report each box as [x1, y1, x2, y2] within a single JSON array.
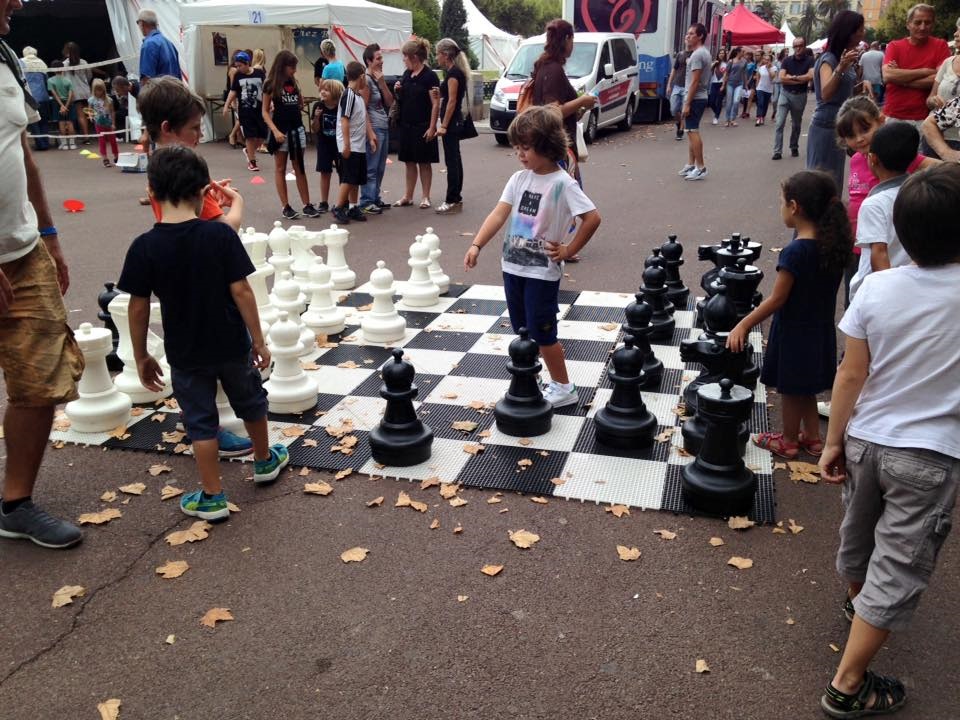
[[316, 202, 329, 213], [347, 206, 368, 222], [790, 148, 799, 157], [331, 206, 350, 224], [281, 205, 299, 220], [376, 200, 392, 210], [772, 152, 782, 160], [0, 501, 83, 549], [675, 125, 684, 140], [301, 203, 321, 218]]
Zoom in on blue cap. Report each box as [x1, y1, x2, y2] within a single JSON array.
[[235, 52, 251, 63]]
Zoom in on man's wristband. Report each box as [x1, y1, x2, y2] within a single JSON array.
[[39, 226, 58, 237]]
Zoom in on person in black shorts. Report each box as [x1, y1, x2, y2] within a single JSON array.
[[392, 38, 439, 208], [332, 62, 376, 224], [310, 78, 342, 213], [223, 51, 267, 172]]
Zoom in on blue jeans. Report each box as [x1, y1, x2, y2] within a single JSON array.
[[360, 126, 389, 207], [724, 85, 741, 121], [755, 89, 772, 119]]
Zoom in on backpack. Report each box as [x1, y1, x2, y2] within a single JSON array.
[[516, 75, 535, 115]]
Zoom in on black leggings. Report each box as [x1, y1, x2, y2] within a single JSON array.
[[442, 132, 463, 204]]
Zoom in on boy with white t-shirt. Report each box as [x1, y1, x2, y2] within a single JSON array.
[[463, 106, 601, 407], [847, 122, 918, 301], [332, 62, 375, 225], [818, 163, 960, 718]]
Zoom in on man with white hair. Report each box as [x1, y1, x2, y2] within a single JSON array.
[[882, 3, 950, 123], [137, 8, 181, 84]]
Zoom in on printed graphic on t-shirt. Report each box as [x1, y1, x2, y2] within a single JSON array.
[[504, 189, 549, 268], [280, 81, 299, 108], [237, 75, 263, 110]]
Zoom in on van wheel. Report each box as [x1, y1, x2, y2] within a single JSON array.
[[584, 111, 598, 144], [494, 133, 509, 146], [618, 99, 635, 131]]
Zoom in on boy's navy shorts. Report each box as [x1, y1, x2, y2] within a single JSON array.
[[316, 135, 339, 173], [502, 272, 560, 346], [170, 353, 268, 441], [337, 151, 367, 187]]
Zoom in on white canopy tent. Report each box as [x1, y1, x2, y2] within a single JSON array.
[[771, 20, 795, 52], [808, 37, 827, 51], [460, 0, 521, 71]]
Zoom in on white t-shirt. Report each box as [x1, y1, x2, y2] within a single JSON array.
[[499, 169, 595, 281], [0, 62, 40, 263], [848, 178, 910, 300], [839, 264, 960, 459], [755, 64, 775, 93], [336, 87, 367, 154]]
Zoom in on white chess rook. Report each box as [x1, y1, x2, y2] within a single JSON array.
[[421, 227, 449, 294], [65, 322, 133, 432], [108, 293, 172, 402], [267, 221, 295, 278], [401, 236, 440, 308], [323, 224, 356, 290], [263, 311, 319, 413], [361, 261, 406, 345], [270, 272, 315, 355], [302, 258, 346, 335]]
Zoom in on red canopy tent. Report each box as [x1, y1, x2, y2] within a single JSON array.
[[721, 4, 785, 46]]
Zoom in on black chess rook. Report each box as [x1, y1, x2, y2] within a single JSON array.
[[369, 348, 434, 466], [494, 327, 553, 437], [594, 335, 657, 448]]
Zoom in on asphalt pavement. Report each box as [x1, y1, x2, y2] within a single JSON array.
[[0, 118, 955, 719]]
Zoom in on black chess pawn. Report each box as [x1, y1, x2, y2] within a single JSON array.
[[97, 281, 123, 372], [718, 257, 764, 321], [681, 379, 757, 517], [494, 327, 553, 437], [369, 348, 434, 466], [659, 234, 689, 308], [640, 257, 675, 341], [644, 246, 662, 269], [594, 335, 657, 448], [623, 295, 664, 389]]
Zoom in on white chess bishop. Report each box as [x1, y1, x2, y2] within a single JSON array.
[[302, 257, 346, 336], [65, 323, 133, 432], [269, 272, 315, 354], [263, 311, 318, 414], [322, 224, 356, 290], [421, 227, 449, 294], [267, 221, 294, 277], [401, 236, 440, 307], [361, 261, 406, 345], [108, 293, 172, 403]]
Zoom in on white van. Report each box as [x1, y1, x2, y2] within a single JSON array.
[[488, 32, 640, 146]]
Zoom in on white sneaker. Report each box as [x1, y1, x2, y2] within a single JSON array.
[[68, 141, 77, 150], [817, 401, 831, 418], [678, 164, 695, 176], [684, 167, 708, 181], [542, 381, 579, 408], [711, 118, 719, 125]]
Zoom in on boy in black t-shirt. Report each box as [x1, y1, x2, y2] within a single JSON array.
[[118, 147, 289, 521]]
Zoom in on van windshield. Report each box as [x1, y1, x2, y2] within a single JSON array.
[[504, 42, 598, 81]]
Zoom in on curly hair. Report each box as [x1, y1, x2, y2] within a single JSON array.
[[507, 105, 568, 162], [782, 170, 852, 273]]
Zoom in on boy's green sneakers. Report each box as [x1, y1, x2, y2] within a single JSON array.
[[254, 444, 290, 484], [180, 490, 229, 521]]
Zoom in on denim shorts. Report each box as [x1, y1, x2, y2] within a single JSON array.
[[669, 86, 685, 116], [502, 272, 560, 346], [170, 353, 268, 441], [684, 99, 708, 131]]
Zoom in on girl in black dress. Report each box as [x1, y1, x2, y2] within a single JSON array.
[[435, 38, 471, 215], [392, 38, 439, 208]]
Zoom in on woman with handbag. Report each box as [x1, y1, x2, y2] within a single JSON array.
[[392, 38, 440, 209], [435, 38, 473, 215]]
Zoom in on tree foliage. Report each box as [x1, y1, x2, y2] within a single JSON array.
[[474, 0, 562, 38], [439, 0, 479, 68], [875, 0, 957, 43], [379, 0, 441, 42], [815, 0, 850, 24], [796, 0, 823, 43]]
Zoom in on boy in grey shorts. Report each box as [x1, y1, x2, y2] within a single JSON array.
[[818, 163, 960, 718]]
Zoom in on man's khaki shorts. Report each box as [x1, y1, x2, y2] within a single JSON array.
[[0, 243, 83, 407]]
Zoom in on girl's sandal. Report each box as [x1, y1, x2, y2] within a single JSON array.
[[392, 198, 413, 207], [419, 198, 431, 209], [820, 671, 907, 719], [799, 433, 824, 457], [752, 432, 799, 459]]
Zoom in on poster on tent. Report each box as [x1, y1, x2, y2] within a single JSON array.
[[213, 32, 230, 66], [575, 0, 657, 35], [293, 28, 329, 74]]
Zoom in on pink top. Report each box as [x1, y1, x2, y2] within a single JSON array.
[[847, 152, 925, 252]]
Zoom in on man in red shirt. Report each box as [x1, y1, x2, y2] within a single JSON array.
[[882, 3, 950, 122]]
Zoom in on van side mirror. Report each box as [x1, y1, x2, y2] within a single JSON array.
[[604, 63, 614, 78]]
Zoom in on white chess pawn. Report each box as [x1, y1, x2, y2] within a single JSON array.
[[268, 269, 306, 314], [290, 227, 322, 286], [270, 272, 314, 354], [109, 293, 172, 403], [263, 311, 319, 414], [361, 261, 406, 344], [421, 226, 450, 294], [402, 237, 440, 307], [267, 220, 294, 277], [323, 223, 356, 290], [215, 381, 245, 435], [302, 258, 346, 336], [65, 322, 133, 432]]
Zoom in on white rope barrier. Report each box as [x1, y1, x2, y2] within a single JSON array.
[[42, 55, 139, 73]]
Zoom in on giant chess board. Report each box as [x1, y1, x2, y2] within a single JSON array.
[[52, 283, 775, 522]]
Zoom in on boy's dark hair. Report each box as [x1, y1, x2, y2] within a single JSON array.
[[894, 164, 960, 267], [507, 105, 568, 163], [869, 121, 918, 173], [362, 43, 380, 66], [138, 76, 206, 143], [345, 61, 365, 82], [782, 170, 853, 273], [147, 146, 210, 207]]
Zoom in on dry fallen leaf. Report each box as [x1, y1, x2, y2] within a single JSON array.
[[598, 322, 618, 331], [366, 496, 384, 507], [695, 659, 710, 674], [51, 584, 85, 608], [530, 497, 549, 505], [786, 618, 796, 626], [304, 481, 333, 496], [108, 424, 131, 440], [150, 413, 165, 423], [462, 443, 484, 455], [788, 518, 805, 535], [617, 545, 641, 561], [281, 426, 306, 438], [118, 482, 146, 496], [439, 483, 460, 499], [606, 505, 630, 518], [300, 361, 321, 371], [549, 476, 567, 486], [728, 516, 755, 530], [654, 529, 677, 540], [429, 518, 440, 529], [481, 564, 504, 576], [161, 430, 186, 444], [77, 508, 122, 525], [517, 458, 533, 469], [452, 420, 479, 433], [200, 607, 234, 628], [340, 547, 369, 563], [509, 529, 540, 549], [172, 443, 190, 454], [457, 595, 468, 602], [395, 490, 412, 507], [448, 496, 468, 508], [727, 556, 754, 570], [708, 537, 725, 547], [453, 524, 464, 533], [160, 485, 183, 501], [337, 360, 361, 369], [441, 392, 459, 399], [165, 634, 176, 644], [148, 463, 172, 476], [299, 467, 311, 477], [302, 438, 318, 447], [420, 476, 440, 490], [165, 520, 212, 546], [325, 420, 355, 438], [97, 698, 121, 720], [655, 428, 677, 443], [774, 462, 787, 470], [788, 461, 821, 484], [334, 468, 353, 480], [227, 502, 240, 513], [829, 643, 841, 653], [99, 490, 117, 503], [155, 560, 189, 579]]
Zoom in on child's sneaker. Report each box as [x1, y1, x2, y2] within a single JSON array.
[[281, 205, 299, 220], [217, 428, 253, 457], [347, 206, 368, 222], [301, 203, 321, 218], [543, 381, 579, 408], [179, 490, 229, 521], [331, 206, 350, 224], [253, 444, 290, 484], [247, 159, 259, 172], [316, 202, 330, 213]]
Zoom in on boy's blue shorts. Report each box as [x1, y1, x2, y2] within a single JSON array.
[[503, 273, 560, 346], [170, 353, 268, 441]]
